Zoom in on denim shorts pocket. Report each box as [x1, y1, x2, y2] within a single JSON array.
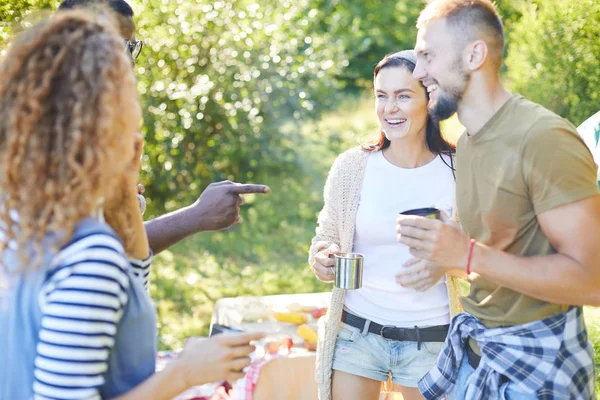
[[422, 341, 444, 356], [336, 322, 360, 343]]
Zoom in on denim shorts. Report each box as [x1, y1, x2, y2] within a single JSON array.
[[446, 355, 537, 399], [331, 321, 444, 387]]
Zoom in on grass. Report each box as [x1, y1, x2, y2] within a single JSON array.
[[584, 307, 600, 392]]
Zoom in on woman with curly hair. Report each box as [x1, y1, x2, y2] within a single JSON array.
[[0, 10, 263, 400]]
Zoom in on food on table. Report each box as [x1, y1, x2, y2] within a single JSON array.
[[241, 309, 272, 322], [303, 342, 317, 351], [230, 297, 273, 322], [265, 339, 281, 355], [261, 336, 294, 356], [274, 311, 308, 325], [296, 324, 318, 343], [280, 336, 294, 351], [286, 303, 314, 313], [310, 307, 328, 319]]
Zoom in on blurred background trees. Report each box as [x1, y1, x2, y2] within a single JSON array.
[[505, 0, 600, 126], [1, 0, 599, 357]]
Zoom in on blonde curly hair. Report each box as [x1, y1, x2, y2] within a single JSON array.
[[0, 10, 141, 271]]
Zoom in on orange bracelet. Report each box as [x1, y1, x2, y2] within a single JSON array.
[[466, 239, 476, 275]]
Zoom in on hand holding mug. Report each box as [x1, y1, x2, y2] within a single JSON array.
[[177, 331, 266, 386], [396, 209, 470, 269], [311, 243, 340, 282]]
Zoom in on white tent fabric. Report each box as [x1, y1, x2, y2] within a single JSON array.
[[577, 111, 600, 185]]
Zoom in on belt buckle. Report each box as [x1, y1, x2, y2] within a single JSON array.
[[380, 325, 396, 340]]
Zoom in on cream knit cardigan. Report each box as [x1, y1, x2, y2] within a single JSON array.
[[308, 146, 463, 400]]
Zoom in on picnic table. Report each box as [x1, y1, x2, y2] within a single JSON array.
[[209, 292, 331, 400], [159, 292, 405, 399]]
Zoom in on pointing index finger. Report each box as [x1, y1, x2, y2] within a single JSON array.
[[229, 183, 270, 194]]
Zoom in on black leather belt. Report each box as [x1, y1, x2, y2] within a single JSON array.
[[466, 341, 481, 369], [341, 310, 449, 344]]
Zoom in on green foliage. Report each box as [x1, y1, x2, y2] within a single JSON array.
[[132, 0, 425, 216], [150, 96, 378, 350], [505, 0, 600, 125], [584, 307, 600, 392], [0, 0, 57, 45], [495, 0, 527, 35], [308, 0, 422, 92], [0, 0, 55, 23], [134, 0, 352, 217]]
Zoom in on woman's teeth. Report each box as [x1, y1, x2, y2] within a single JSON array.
[[386, 118, 407, 126]]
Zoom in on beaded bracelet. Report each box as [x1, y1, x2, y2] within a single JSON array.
[[466, 238, 476, 275]]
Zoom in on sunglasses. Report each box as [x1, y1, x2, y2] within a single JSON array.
[[125, 40, 143, 60]]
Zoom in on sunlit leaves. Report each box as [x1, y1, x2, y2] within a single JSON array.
[[130, 0, 350, 214], [505, 0, 600, 125]]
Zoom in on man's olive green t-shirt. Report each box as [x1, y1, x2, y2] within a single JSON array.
[[456, 95, 599, 328]]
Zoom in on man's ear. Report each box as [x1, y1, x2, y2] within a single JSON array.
[[466, 40, 488, 71]]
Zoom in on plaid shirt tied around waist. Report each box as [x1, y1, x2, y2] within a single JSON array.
[[418, 307, 596, 400]]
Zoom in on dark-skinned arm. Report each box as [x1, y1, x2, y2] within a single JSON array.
[[144, 181, 269, 254]]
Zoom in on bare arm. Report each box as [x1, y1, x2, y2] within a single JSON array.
[[470, 195, 600, 306], [110, 359, 188, 400], [144, 202, 202, 255], [397, 195, 600, 306], [145, 181, 269, 254], [112, 332, 265, 400]]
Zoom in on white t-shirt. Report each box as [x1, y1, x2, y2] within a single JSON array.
[[344, 150, 455, 327]]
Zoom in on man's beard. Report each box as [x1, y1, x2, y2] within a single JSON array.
[[429, 61, 470, 122], [430, 90, 461, 122]]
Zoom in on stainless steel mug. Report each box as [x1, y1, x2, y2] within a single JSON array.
[[331, 253, 364, 290]]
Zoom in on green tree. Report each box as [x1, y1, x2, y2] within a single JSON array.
[[133, 0, 348, 216], [505, 0, 600, 125], [309, 0, 422, 92], [0, 0, 57, 44]]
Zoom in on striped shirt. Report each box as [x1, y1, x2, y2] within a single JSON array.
[[32, 231, 152, 400]]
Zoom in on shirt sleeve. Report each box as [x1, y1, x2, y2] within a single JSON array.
[[128, 251, 153, 292], [33, 233, 130, 400], [521, 117, 599, 215]]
